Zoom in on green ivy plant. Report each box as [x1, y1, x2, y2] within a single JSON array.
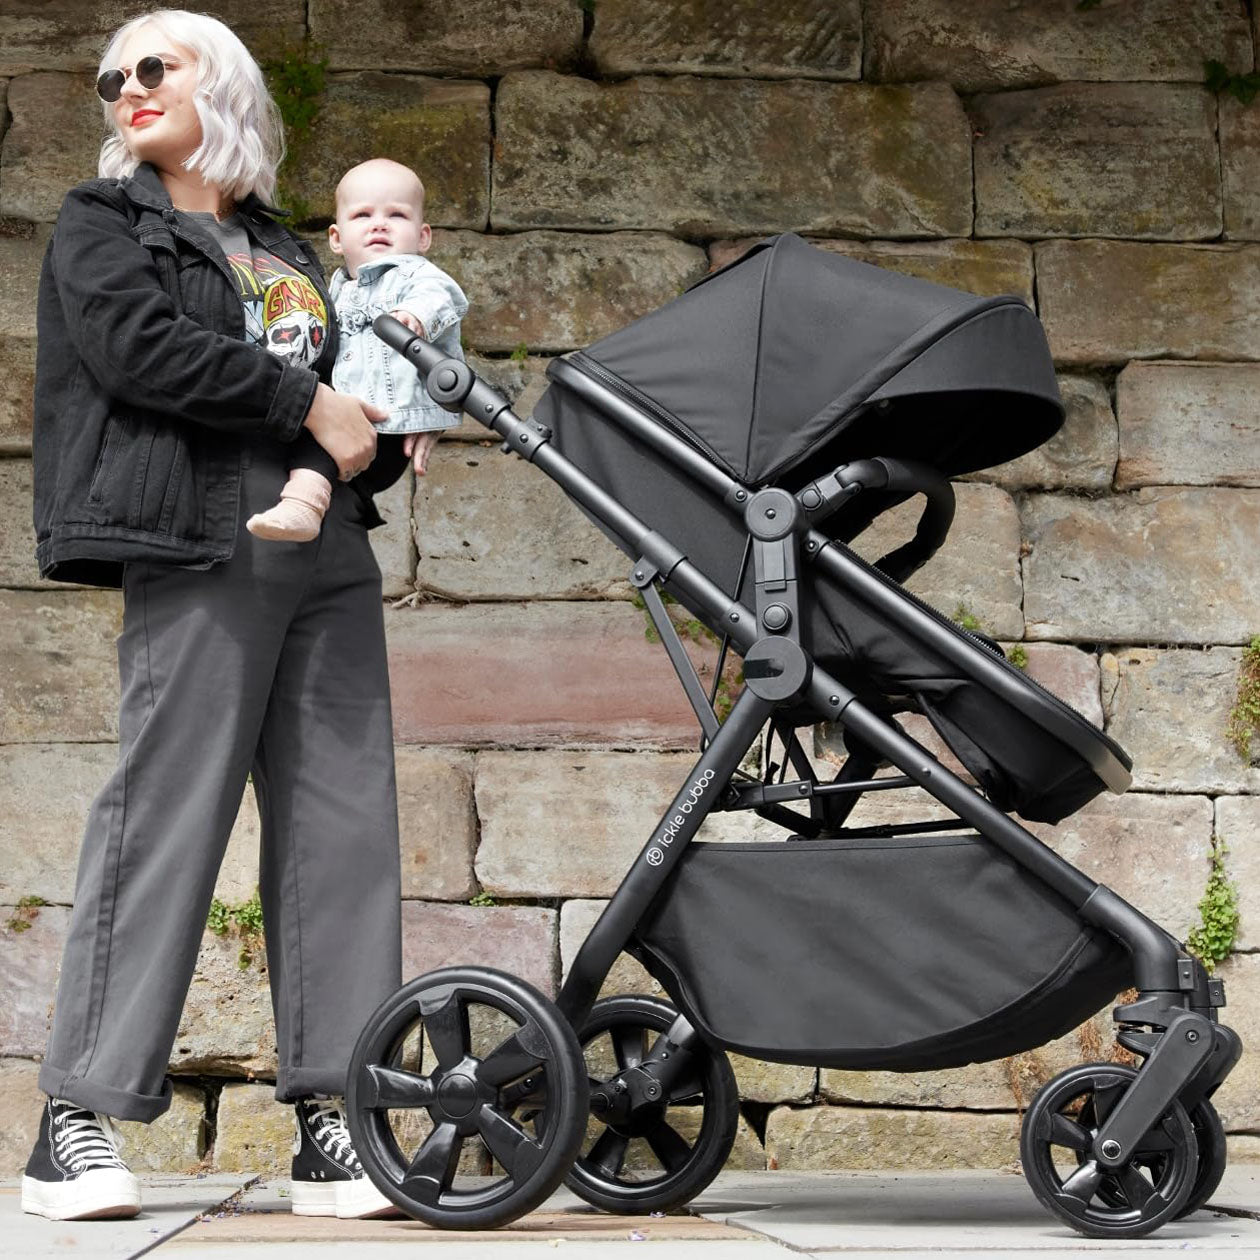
[[509, 343, 529, 364], [262, 42, 330, 224], [1227, 634, 1260, 763], [1006, 643, 1029, 671], [1206, 59, 1260, 106], [207, 888, 266, 970], [1185, 837, 1240, 973], [6, 894, 48, 934], [469, 891, 496, 907]]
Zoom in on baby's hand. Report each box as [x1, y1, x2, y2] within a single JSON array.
[[403, 430, 441, 476], [390, 308, 426, 338]]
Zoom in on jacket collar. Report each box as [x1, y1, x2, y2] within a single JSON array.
[[117, 162, 293, 247]]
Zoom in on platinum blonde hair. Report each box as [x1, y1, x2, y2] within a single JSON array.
[[97, 9, 285, 204]]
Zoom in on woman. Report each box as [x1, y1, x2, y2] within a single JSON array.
[[24, 9, 406, 1221]]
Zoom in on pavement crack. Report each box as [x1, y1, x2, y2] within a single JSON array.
[[127, 1176, 261, 1258]]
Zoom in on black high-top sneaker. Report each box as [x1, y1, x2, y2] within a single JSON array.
[[290, 1096, 401, 1219], [21, 1097, 141, 1220]]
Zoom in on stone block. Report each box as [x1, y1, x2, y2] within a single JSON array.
[[560, 898, 664, 1001], [1021, 642, 1105, 728], [475, 750, 701, 897], [1228, 1135, 1260, 1160], [284, 75, 489, 228], [0, 2, 304, 74], [0, 332, 35, 453], [1036, 241, 1260, 364], [849, 482, 1024, 640], [428, 229, 707, 354], [965, 376, 1116, 492], [413, 444, 628, 599], [0, 72, 104, 222], [729, 1055, 814, 1105], [396, 746, 477, 902], [0, 218, 51, 337], [764, 1104, 1019, 1171], [821, 1013, 1123, 1112], [0, 743, 106, 903], [708, 238, 1033, 304], [0, 459, 48, 587], [1223, 94, 1260, 240], [0, 903, 65, 1056], [211, 1083, 290, 1175], [973, 84, 1219, 240], [385, 601, 714, 748], [493, 72, 972, 238], [1022, 489, 1260, 644], [213, 786, 264, 909], [589, 0, 861, 80], [400, 900, 556, 996], [0, 78, 7, 144], [310, 0, 581, 73], [0, 590, 122, 742], [115, 1082, 206, 1174], [0, 1057, 42, 1177], [1116, 362, 1260, 489], [1212, 954, 1258, 1130], [1026, 793, 1213, 943], [865, 0, 1253, 91], [368, 465, 414, 598], [174, 931, 277, 1077], [1102, 648, 1260, 795], [1216, 796, 1260, 951]]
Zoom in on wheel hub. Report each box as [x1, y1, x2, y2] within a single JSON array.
[[436, 1072, 479, 1119]]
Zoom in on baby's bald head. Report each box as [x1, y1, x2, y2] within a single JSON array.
[[335, 158, 426, 220]]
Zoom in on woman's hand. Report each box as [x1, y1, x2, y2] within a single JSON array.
[[303, 383, 385, 480]]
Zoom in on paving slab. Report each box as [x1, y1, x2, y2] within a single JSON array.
[[0, 1175, 252, 1258], [692, 1168, 1260, 1252]]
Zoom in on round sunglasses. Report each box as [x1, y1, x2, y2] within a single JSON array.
[[96, 54, 166, 103]]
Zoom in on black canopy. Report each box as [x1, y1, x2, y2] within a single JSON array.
[[570, 232, 1063, 485]]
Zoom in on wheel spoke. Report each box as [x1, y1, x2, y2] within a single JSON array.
[[477, 1105, 545, 1179], [479, 1027, 544, 1088], [1092, 1080, 1127, 1123], [359, 1063, 436, 1110], [587, 1127, 631, 1177], [1047, 1112, 1092, 1152], [401, 1121, 463, 1205], [1118, 1164, 1155, 1208], [645, 1120, 692, 1174], [422, 993, 470, 1071], [1061, 1159, 1103, 1203], [611, 1025, 646, 1070]]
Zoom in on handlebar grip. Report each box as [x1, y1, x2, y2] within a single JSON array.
[[372, 314, 447, 377]]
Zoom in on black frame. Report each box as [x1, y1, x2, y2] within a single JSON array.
[[379, 321, 1240, 1170]]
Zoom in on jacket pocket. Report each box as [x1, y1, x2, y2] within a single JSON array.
[[86, 415, 124, 506], [87, 412, 194, 534]]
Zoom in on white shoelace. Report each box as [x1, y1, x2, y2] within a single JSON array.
[[52, 1105, 127, 1173], [306, 1097, 357, 1168]]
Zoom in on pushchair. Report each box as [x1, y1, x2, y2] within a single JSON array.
[[346, 233, 1241, 1239]]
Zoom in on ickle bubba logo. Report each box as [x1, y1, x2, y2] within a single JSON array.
[[644, 768, 717, 867]]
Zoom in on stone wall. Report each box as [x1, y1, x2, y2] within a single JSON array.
[[1, 0, 1258, 1178]]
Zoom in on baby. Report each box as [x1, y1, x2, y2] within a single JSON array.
[[247, 157, 468, 541]]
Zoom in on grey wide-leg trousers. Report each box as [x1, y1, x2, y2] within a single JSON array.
[[39, 442, 402, 1122]]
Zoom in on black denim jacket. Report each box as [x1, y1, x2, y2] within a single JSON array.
[[32, 162, 405, 587]]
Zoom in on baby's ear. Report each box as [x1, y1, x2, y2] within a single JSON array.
[[328, 223, 342, 255], [417, 222, 433, 254]]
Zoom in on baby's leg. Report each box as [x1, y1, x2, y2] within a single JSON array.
[[247, 433, 337, 542]]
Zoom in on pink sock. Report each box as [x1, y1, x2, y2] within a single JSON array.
[[246, 469, 333, 543]]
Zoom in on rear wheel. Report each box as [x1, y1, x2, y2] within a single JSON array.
[[565, 995, 739, 1214], [346, 966, 588, 1230]]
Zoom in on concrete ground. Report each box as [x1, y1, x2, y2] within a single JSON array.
[[2, 1168, 1258, 1259]]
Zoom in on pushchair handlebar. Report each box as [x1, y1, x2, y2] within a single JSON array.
[[802, 457, 956, 582]]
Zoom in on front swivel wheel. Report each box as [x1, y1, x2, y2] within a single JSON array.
[[346, 966, 588, 1229], [1020, 1062, 1198, 1239]]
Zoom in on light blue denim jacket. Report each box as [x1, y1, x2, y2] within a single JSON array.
[[329, 254, 468, 435]]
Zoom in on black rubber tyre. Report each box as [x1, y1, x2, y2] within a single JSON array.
[[1021, 1062, 1198, 1239], [564, 994, 739, 1215], [346, 966, 588, 1230], [1178, 1098, 1228, 1219]]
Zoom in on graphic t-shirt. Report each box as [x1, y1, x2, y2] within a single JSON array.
[[188, 211, 329, 368]]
